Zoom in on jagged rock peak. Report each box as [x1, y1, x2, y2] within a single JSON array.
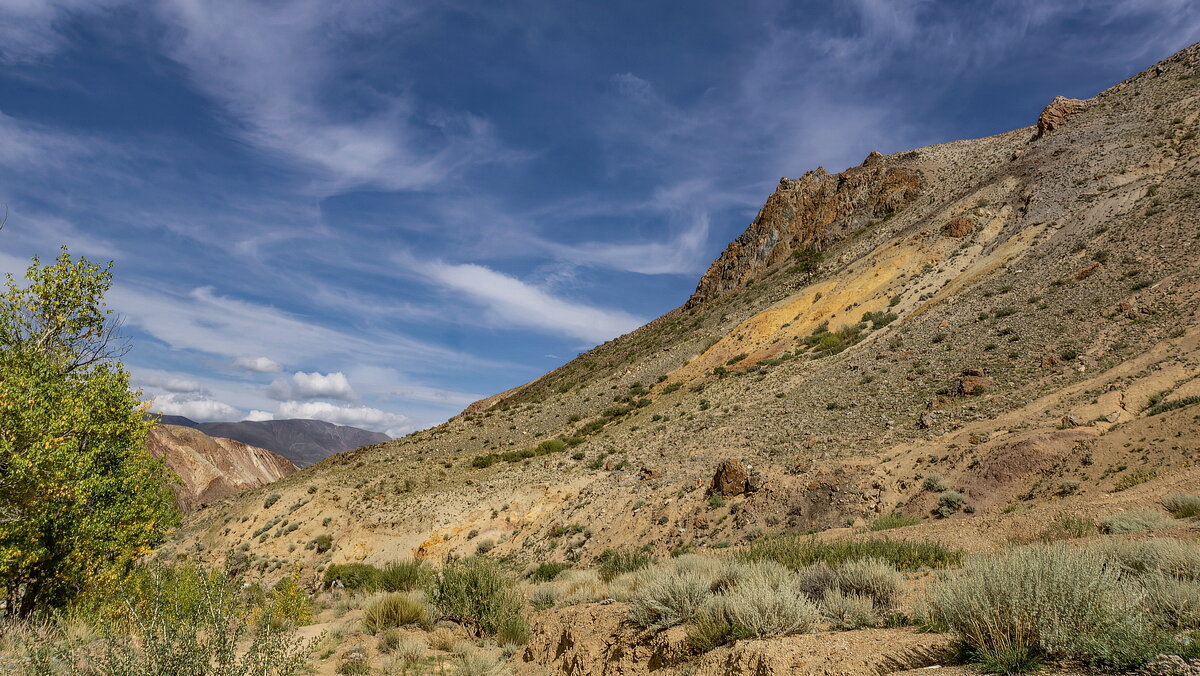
[[686, 156, 921, 307], [1035, 95, 1088, 138]]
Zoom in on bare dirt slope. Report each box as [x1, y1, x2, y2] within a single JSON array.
[[159, 41, 1200, 675]]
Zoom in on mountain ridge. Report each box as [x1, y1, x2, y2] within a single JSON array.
[[162, 44, 1200, 672], [156, 416, 390, 467]]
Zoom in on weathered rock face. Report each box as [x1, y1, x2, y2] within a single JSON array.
[[1035, 95, 1088, 138], [686, 159, 922, 307], [942, 215, 975, 238], [708, 459, 750, 496], [148, 424, 297, 512]]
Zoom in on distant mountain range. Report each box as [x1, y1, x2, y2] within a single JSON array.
[[156, 416, 391, 467]]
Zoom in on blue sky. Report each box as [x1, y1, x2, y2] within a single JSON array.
[[1, 1, 1197, 436]]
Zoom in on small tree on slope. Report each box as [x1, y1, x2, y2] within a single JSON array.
[[0, 248, 179, 618]]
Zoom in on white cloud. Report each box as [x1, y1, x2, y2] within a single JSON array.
[[149, 392, 241, 422], [268, 371, 357, 402], [108, 283, 487, 368], [423, 261, 643, 344], [136, 374, 206, 394], [275, 400, 407, 437], [244, 409, 274, 422], [234, 356, 282, 373]]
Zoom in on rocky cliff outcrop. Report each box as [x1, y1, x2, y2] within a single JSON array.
[[686, 159, 921, 307], [148, 424, 297, 511], [1035, 95, 1088, 138]]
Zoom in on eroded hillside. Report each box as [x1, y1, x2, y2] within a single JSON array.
[[148, 424, 297, 512], [163, 41, 1200, 609]]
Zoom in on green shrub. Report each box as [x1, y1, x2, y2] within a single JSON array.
[[323, 563, 382, 591], [1148, 395, 1200, 416], [935, 491, 966, 517], [377, 628, 402, 653], [258, 572, 314, 629], [868, 513, 921, 531], [379, 560, 430, 592], [528, 562, 570, 582], [922, 474, 947, 492], [263, 493, 281, 508], [313, 534, 333, 553], [929, 544, 1166, 672], [471, 437, 572, 468], [790, 245, 824, 274], [598, 549, 655, 582], [336, 658, 371, 675], [1163, 493, 1200, 519], [78, 565, 313, 675], [1100, 509, 1175, 534], [430, 557, 527, 643], [362, 593, 431, 633], [1113, 468, 1157, 491], [628, 569, 710, 631], [743, 537, 961, 571]]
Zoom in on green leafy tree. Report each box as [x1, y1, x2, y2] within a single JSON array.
[[0, 248, 179, 617]]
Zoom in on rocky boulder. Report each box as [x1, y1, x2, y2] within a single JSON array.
[[708, 459, 752, 496]]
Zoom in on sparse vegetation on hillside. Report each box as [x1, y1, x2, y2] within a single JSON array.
[[743, 537, 962, 571]]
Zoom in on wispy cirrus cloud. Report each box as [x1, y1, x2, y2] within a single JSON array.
[[421, 261, 643, 344], [155, 0, 520, 193]]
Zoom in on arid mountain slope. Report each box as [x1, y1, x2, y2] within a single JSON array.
[[160, 416, 390, 467], [147, 424, 296, 512], [165, 41, 1199, 599]]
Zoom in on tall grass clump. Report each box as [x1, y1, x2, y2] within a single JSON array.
[[1034, 513, 1095, 542], [929, 544, 1169, 673], [361, 593, 431, 633], [429, 557, 528, 644], [743, 536, 961, 571], [1100, 508, 1176, 534], [379, 560, 431, 592], [867, 513, 921, 531], [598, 548, 655, 581], [1163, 493, 1200, 519], [627, 568, 709, 631]]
